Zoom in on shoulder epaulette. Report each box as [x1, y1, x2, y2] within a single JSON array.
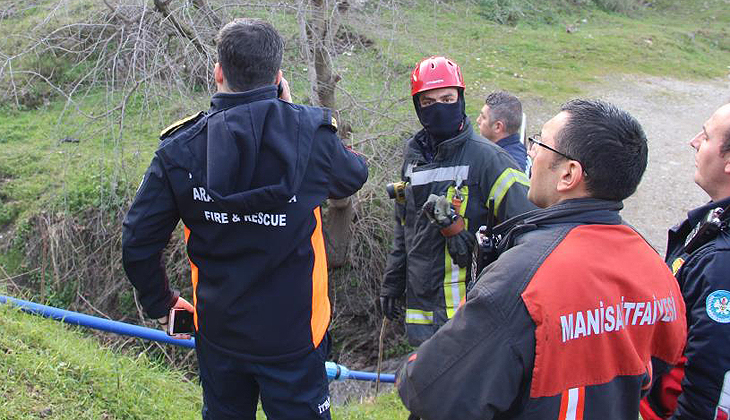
[[322, 108, 338, 132], [159, 111, 205, 139]]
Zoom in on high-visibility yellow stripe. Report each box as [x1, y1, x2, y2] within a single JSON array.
[[671, 257, 685, 275], [406, 309, 434, 325], [488, 168, 530, 217], [444, 255, 467, 318], [444, 185, 469, 319]]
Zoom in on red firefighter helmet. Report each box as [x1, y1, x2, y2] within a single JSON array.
[[410, 56, 465, 97]]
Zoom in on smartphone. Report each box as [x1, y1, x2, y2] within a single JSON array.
[[277, 81, 284, 98], [168, 308, 195, 336]]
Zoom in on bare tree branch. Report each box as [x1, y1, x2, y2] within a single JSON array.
[[153, 0, 208, 55]]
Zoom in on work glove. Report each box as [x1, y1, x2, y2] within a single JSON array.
[[447, 229, 476, 268], [422, 194, 465, 237], [380, 295, 402, 321], [422, 194, 456, 228], [422, 194, 473, 267]]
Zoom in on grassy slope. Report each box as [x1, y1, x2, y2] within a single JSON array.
[[0, 3, 723, 240], [1, 0, 730, 418], [0, 303, 409, 419], [0, 303, 202, 419], [2, 0, 729, 230], [364, 0, 730, 118]]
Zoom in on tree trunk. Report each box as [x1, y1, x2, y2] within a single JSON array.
[[300, 0, 353, 268]]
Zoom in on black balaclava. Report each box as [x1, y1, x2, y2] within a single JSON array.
[[414, 89, 466, 144]]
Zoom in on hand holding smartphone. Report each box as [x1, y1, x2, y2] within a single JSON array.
[[277, 77, 292, 102], [168, 307, 195, 337]]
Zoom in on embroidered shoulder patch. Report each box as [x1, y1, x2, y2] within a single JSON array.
[[706, 290, 730, 323]]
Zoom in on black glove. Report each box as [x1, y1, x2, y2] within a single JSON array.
[[380, 295, 401, 321], [446, 228, 476, 268]]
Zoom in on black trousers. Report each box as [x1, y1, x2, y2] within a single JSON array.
[[196, 334, 332, 420]]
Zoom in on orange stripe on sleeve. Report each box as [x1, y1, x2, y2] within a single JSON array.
[[558, 389, 570, 419], [183, 226, 199, 331], [576, 386, 585, 420], [309, 207, 331, 347]]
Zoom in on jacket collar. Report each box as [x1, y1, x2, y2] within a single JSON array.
[[686, 195, 730, 227], [210, 85, 278, 112], [496, 197, 624, 238], [433, 117, 474, 160], [496, 133, 521, 147]]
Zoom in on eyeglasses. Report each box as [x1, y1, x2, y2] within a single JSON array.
[[528, 134, 588, 176]]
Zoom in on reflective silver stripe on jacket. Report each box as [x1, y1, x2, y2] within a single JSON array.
[[407, 165, 469, 186]]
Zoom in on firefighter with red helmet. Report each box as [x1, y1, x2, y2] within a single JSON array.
[[380, 56, 535, 345]]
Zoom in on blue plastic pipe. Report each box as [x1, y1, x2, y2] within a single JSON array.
[[0, 295, 395, 383]]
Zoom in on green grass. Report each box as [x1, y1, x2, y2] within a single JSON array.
[[357, 0, 730, 118], [2, 0, 730, 229], [0, 89, 210, 227], [0, 302, 409, 419], [334, 392, 411, 419], [0, 303, 202, 419]]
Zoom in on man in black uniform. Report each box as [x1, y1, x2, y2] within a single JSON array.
[[122, 19, 368, 420], [379, 56, 534, 345]]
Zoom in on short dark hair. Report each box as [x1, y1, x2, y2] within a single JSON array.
[[216, 19, 283, 92], [485, 91, 522, 134], [556, 99, 648, 201]]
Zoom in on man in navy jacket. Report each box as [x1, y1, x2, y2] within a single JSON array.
[[476, 91, 528, 171], [122, 19, 367, 420], [642, 103, 730, 420]]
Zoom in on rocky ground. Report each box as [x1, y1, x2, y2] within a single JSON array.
[[329, 74, 730, 406]]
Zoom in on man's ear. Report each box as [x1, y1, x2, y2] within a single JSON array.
[[275, 69, 282, 85], [556, 160, 586, 193], [494, 120, 505, 134], [214, 62, 224, 85]]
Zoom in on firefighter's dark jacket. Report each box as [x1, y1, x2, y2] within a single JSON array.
[[122, 85, 368, 362], [397, 198, 687, 420], [381, 122, 534, 345], [644, 195, 730, 419]]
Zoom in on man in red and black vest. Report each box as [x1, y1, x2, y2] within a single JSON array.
[[396, 99, 687, 420]]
